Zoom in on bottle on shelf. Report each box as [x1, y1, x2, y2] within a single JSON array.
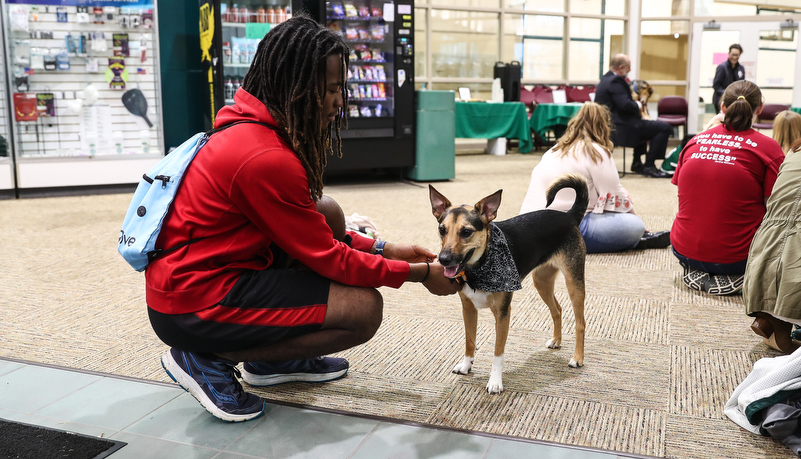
[[276, 6, 286, 23], [266, 6, 276, 24], [233, 79, 241, 94], [230, 4, 239, 23], [231, 41, 241, 64], [257, 6, 266, 23], [222, 42, 232, 64], [224, 78, 234, 100]]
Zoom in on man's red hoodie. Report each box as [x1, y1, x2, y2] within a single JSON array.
[[145, 89, 409, 315]]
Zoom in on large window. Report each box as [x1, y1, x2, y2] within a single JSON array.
[[430, 10, 499, 79], [756, 28, 796, 105], [639, 20, 689, 101], [695, 1, 756, 17], [504, 14, 564, 80], [417, 1, 629, 89], [568, 0, 625, 16]]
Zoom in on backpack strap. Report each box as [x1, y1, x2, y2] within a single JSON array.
[[147, 120, 286, 265], [205, 119, 288, 143]]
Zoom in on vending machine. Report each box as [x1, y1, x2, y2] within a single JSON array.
[[200, 0, 415, 173], [296, 0, 415, 172]]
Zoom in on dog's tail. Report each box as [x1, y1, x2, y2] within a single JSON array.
[[545, 173, 589, 226]]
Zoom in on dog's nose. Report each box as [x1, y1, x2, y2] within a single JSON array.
[[439, 251, 454, 266]]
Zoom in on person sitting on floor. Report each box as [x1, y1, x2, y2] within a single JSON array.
[[147, 15, 461, 423], [745, 138, 801, 353], [773, 110, 801, 154], [670, 80, 785, 296], [519, 102, 671, 253]]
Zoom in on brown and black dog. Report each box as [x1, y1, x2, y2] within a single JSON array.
[[630, 79, 653, 120], [429, 174, 588, 394]]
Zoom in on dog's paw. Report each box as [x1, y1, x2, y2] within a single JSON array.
[[546, 338, 561, 349], [568, 358, 583, 368], [486, 375, 504, 394], [452, 356, 474, 375]]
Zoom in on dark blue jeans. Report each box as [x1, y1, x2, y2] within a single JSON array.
[[672, 247, 746, 275]]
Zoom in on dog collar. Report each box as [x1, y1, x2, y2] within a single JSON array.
[[464, 223, 522, 292]]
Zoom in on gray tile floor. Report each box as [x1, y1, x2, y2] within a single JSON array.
[[0, 358, 650, 458]]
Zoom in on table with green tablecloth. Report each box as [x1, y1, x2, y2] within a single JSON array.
[[455, 102, 532, 153], [530, 103, 583, 141]]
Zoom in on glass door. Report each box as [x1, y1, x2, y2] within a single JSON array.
[[219, 0, 293, 106], [689, 20, 801, 133]]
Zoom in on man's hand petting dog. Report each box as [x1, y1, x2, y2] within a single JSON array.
[[379, 242, 436, 263], [417, 261, 462, 296]]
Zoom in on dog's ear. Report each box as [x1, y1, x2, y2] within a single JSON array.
[[476, 190, 502, 222], [429, 185, 451, 220]]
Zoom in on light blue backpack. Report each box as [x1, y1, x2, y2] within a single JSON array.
[[118, 121, 277, 271]]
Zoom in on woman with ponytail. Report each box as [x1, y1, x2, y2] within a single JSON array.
[[520, 102, 671, 253], [671, 80, 785, 296]]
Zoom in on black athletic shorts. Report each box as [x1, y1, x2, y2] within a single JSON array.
[[148, 268, 331, 353]]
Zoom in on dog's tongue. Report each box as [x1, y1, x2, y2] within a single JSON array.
[[443, 266, 460, 278]]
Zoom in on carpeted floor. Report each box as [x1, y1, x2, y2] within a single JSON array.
[[0, 149, 791, 458]]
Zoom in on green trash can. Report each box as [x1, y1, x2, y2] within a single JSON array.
[[406, 90, 455, 181]]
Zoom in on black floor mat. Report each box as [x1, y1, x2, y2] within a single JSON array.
[[0, 418, 125, 459]]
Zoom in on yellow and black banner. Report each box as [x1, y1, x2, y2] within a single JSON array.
[[199, 1, 222, 127]]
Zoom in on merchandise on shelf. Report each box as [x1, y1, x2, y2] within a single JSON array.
[[221, 2, 291, 25]]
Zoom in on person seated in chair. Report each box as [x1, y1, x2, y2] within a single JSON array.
[[594, 54, 673, 178]]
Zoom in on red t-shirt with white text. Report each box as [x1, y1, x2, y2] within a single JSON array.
[[670, 124, 784, 264]]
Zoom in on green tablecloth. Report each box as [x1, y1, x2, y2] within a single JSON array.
[[530, 103, 583, 140], [455, 102, 532, 153], [791, 107, 801, 115]]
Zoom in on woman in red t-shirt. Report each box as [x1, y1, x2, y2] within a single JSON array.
[[671, 80, 785, 296]]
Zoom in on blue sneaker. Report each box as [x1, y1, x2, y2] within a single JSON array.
[[241, 357, 349, 386], [161, 349, 265, 422]]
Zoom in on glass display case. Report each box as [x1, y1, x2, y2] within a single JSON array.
[[219, 1, 292, 105], [2, 0, 164, 193]]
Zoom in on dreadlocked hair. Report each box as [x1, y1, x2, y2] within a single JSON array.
[[242, 14, 349, 199]]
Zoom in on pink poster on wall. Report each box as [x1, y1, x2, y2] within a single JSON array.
[[713, 52, 728, 65]]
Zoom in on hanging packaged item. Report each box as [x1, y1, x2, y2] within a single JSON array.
[[13, 40, 30, 66], [36, 93, 55, 117], [56, 50, 70, 70], [13, 93, 37, 122], [43, 50, 57, 70], [9, 5, 30, 33], [113, 33, 129, 57], [76, 6, 90, 23], [107, 58, 128, 90], [86, 57, 99, 72], [56, 6, 67, 22], [91, 32, 108, 52], [29, 47, 44, 69]]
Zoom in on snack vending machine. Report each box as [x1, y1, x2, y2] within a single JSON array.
[[295, 0, 415, 172], [202, 0, 415, 172]]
